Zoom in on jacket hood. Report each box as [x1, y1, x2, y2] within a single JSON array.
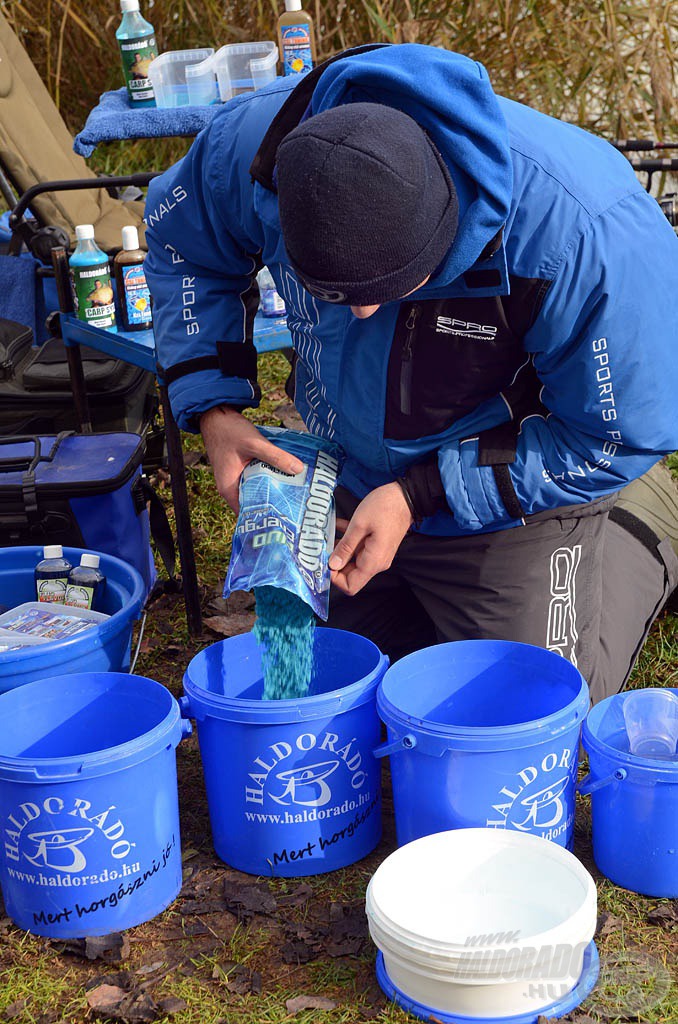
[[252, 44, 513, 289]]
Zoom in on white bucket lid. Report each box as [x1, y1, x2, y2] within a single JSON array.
[[366, 830, 596, 968]]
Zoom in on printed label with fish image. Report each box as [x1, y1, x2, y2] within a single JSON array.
[[119, 34, 157, 102], [71, 262, 116, 329]]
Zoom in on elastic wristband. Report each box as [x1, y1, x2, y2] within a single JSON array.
[[396, 477, 421, 527]]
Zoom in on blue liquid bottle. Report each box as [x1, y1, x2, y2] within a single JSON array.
[[69, 224, 117, 331], [116, 0, 157, 108]]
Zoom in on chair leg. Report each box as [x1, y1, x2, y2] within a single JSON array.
[[159, 383, 202, 637]]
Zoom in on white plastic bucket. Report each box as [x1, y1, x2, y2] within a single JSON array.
[[366, 829, 597, 1020]]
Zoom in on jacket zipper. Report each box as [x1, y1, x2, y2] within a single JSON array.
[[399, 304, 420, 416]]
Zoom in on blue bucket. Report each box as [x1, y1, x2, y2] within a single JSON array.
[[0, 547, 145, 693], [581, 688, 678, 897], [376, 640, 589, 850], [0, 672, 190, 937], [182, 628, 388, 877]]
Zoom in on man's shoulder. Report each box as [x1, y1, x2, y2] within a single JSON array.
[[498, 96, 642, 218]]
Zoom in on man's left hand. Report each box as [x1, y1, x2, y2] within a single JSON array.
[[328, 482, 413, 596]]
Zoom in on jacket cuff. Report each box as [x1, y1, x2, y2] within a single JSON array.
[[403, 456, 448, 520]]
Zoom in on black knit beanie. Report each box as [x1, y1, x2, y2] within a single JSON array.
[[276, 103, 459, 306]]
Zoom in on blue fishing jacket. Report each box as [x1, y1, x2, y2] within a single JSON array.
[[145, 44, 678, 536]]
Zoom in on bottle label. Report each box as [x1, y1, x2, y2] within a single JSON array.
[[281, 24, 313, 75], [120, 34, 157, 102], [71, 262, 116, 329], [121, 263, 153, 326], [260, 286, 286, 317], [37, 578, 68, 603], [64, 584, 94, 610]]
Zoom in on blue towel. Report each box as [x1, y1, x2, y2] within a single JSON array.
[[0, 254, 47, 341], [73, 89, 219, 157]]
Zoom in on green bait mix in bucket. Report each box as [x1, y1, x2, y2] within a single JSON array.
[[225, 428, 342, 701], [253, 586, 315, 700]]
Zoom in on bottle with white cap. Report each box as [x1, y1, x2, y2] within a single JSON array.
[[65, 553, 107, 611], [114, 225, 153, 331], [116, 0, 157, 107], [35, 545, 73, 604], [277, 0, 316, 77], [69, 225, 116, 330]]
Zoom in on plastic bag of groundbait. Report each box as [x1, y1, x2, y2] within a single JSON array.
[[224, 427, 343, 620]]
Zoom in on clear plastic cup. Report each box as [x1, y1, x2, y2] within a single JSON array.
[[622, 688, 678, 759]]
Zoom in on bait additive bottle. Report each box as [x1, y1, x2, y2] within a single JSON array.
[[64, 553, 107, 611], [117, 0, 157, 107], [114, 225, 153, 331], [35, 545, 73, 604], [69, 225, 116, 330], [277, 0, 316, 77]]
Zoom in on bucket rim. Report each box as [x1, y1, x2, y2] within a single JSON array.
[[376, 640, 588, 752], [0, 672, 183, 781], [374, 942, 600, 1024], [582, 687, 678, 781], [365, 829, 597, 956], [182, 627, 389, 723], [0, 546, 145, 668]]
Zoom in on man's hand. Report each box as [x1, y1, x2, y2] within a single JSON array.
[[328, 482, 413, 596], [200, 405, 304, 512]]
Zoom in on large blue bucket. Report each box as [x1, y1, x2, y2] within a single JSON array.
[[376, 640, 589, 850], [0, 547, 145, 693], [581, 688, 678, 897], [0, 672, 189, 937], [182, 628, 388, 877]]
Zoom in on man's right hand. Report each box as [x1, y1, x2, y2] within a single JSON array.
[[200, 405, 305, 513]]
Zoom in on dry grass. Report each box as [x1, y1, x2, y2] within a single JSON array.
[[3, 0, 677, 142]]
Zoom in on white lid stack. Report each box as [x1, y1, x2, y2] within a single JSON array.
[[75, 224, 95, 241], [80, 554, 101, 569], [121, 225, 140, 251]]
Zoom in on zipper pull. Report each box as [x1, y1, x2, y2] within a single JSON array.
[[400, 304, 420, 416]]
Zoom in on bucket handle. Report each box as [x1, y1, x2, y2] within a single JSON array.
[[578, 767, 627, 796], [374, 733, 418, 758]]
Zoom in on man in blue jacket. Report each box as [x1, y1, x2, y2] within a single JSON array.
[[145, 44, 678, 703]]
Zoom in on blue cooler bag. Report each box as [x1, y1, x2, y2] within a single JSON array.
[[0, 432, 158, 597]]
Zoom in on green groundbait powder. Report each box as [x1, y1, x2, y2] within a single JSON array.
[[254, 585, 316, 701]]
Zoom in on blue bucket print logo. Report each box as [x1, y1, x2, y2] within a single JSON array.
[[486, 749, 577, 843], [244, 728, 379, 870]]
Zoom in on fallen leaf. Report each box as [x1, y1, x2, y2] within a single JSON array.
[[285, 995, 337, 1013], [135, 962, 165, 977], [281, 939, 321, 964], [213, 961, 261, 995], [596, 911, 623, 938], [277, 882, 313, 907], [223, 880, 277, 918], [116, 991, 159, 1022], [203, 613, 255, 637], [86, 933, 131, 962], [156, 997, 187, 1016], [646, 903, 678, 928], [86, 984, 127, 1015], [4, 999, 28, 1021], [85, 971, 133, 991], [179, 898, 227, 916], [183, 449, 205, 467]]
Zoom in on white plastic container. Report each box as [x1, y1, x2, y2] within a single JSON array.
[[214, 42, 278, 101], [147, 48, 215, 108], [366, 829, 597, 1019], [0, 602, 110, 643]]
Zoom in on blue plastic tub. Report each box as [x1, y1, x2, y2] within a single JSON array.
[[0, 672, 190, 936], [581, 688, 678, 897], [376, 640, 589, 849], [0, 547, 145, 693], [182, 628, 388, 877]]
